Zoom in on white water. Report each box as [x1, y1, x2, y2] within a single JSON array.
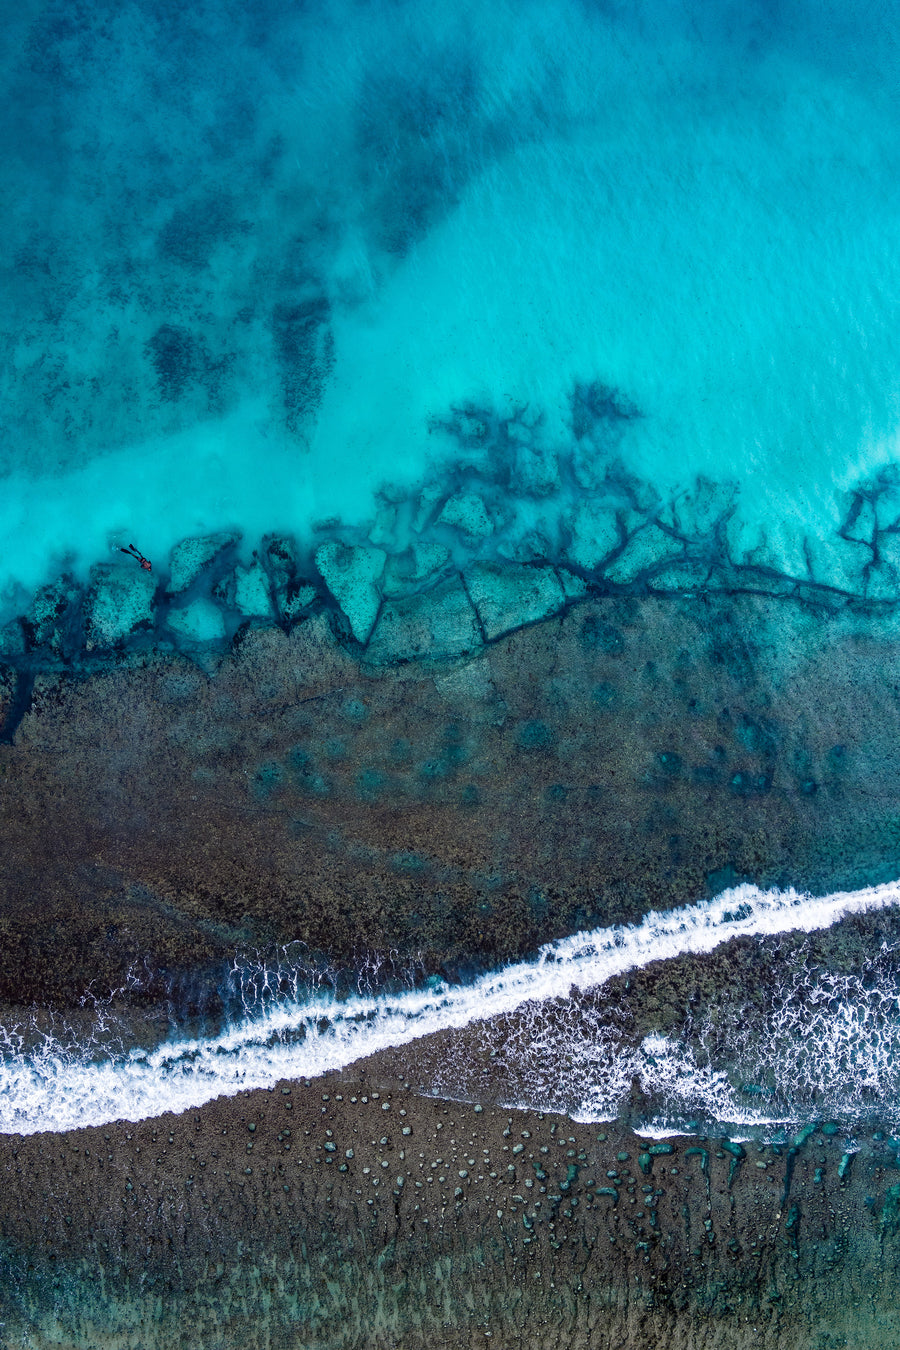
[[3, 879, 900, 1136]]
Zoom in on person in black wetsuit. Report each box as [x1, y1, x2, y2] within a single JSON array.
[[120, 543, 152, 572]]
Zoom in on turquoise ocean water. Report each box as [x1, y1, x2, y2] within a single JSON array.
[[2, 0, 900, 606]]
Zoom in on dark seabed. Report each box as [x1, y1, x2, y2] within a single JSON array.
[[4, 1074, 900, 1349]]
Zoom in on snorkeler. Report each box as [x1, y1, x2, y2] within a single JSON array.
[[120, 543, 152, 572]]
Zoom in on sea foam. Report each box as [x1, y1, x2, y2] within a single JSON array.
[[2, 879, 899, 1135]]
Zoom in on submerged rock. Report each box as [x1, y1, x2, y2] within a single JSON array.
[[263, 535, 316, 622], [23, 576, 80, 653], [496, 528, 556, 565], [804, 532, 869, 593], [512, 444, 560, 497], [366, 578, 481, 664], [565, 501, 621, 572], [865, 563, 900, 601], [167, 531, 240, 595], [841, 494, 878, 546], [556, 569, 589, 599], [464, 562, 566, 639], [604, 525, 683, 585], [383, 542, 451, 597], [659, 476, 737, 541], [315, 542, 386, 643], [433, 656, 496, 705], [437, 492, 494, 539], [264, 534, 297, 582], [281, 582, 319, 623], [725, 517, 808, 578], [0, 622, 24, 659], [868, 531, 900, 599], [367, 503, 401, 550], [648, 558, 713, 592], [84, 564, 156, 648], [412, 482, 447, 534], [166, 598, 226, 644], [0, 665, 15, 723], [233, 559, 274, 619]]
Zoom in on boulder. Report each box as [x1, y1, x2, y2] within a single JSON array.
[[365, 578, 481, 664], [464, 562, 566, 639], [167, 598, 227, 643], [383, 542, 451, 597], [604, 525, 683, 585], [233, 559, 274, 618], [167, 531, 240, 594], [84, 564, 156, 648], [565, 501, 621, 572], [315, 541, 386, 643], [437, 492, 494, 539]]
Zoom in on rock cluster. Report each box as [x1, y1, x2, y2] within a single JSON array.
[[3, 454, 900, 675], [0, 1073, 895, 1349]]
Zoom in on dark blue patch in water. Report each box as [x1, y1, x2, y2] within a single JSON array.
[[729, 770, 771, 796], [517, 719, 553, 750], [579, 615, 625, 654], [252, 761, 285, 799], [356, 768, 385, 800], [591, 682, 617, 708]]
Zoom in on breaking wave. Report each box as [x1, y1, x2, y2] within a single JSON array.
[[2, 879, 900, 1135]]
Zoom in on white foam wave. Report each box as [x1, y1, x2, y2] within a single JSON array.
[[2, 878, 899, 1135], [624, 964, 900, 1132]]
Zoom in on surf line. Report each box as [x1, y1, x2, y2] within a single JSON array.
[[2, 878, 899, 1135]]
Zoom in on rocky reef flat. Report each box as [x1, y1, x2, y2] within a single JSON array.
[[2, 1067, 899, 1349], [3, 457, 900, 1345], [1, 572, 900, 1019]]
